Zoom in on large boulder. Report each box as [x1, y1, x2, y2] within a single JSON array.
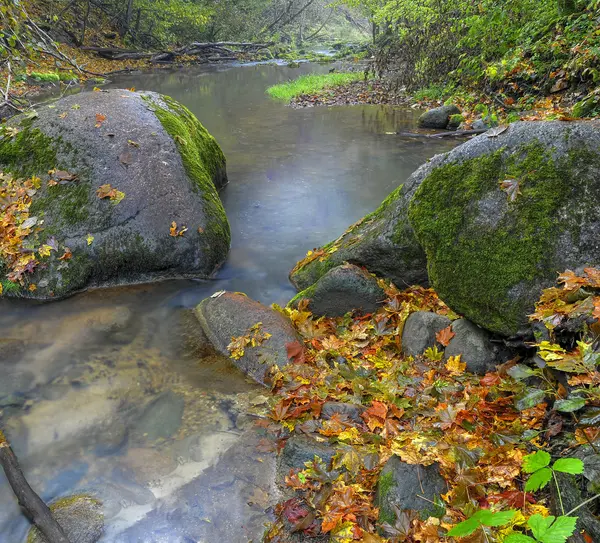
[[289, 263, 385, 317], [0, 89, 229, 299], [194, 291, 301, 385], [418, 104, 461, 129], [289, 179, 431, 292], [408, 121, 600, 336], [444, 319, 498, 375]]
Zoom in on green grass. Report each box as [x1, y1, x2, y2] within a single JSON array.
[[266, 72, 364, 101]]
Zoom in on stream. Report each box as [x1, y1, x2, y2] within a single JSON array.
[[0, 61, 456, 542]]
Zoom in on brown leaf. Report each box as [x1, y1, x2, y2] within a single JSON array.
[[286, 341, 305, 363], [436, 325, 455, 347], [95, 113, 106, 128]]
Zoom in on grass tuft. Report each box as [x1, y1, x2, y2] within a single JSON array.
[[267, 72, 364, 102]]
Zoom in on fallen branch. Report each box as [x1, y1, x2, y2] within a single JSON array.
[[395, 129, 488, 138], [0, 430, 71, 543]]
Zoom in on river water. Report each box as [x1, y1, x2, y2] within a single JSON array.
[[0, 62, 455, 542]]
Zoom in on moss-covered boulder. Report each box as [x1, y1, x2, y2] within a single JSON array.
[[0, 89, 229, 299], [409, 120, 600, 336], [289, 177, 434, 291]]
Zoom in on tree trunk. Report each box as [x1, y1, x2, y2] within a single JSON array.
[[79, 0, 91, 46], [121, 0, 134, 37]]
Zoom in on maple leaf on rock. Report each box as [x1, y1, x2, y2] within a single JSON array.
[[436, 325, 455, 346]]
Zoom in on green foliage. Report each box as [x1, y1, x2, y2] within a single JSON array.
[[447, 509, 516, 536], [266, 72, 364, 101], [522, 451, 584, 492], [29, 72, 60, 82]]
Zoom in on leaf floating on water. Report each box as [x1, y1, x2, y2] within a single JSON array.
[[486, 125, 509, 138], [500, 178, 522, 202]]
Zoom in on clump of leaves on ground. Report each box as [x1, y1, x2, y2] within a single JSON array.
[[243, 270, 600, 542]]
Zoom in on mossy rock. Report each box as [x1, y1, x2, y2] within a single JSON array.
[[409, 120, 600, 336], [0, 89, 230, 299], [27, 494, 103, 543], [289, 179, 432, 292]]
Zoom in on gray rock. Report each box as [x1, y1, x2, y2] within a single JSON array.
[[194, 291, 301, 386], [277, 435, 336, 485], [401, 311, 451, 357], [0, 339, 26, 363], [377, 456, 446, 521], [27, 494, 104, 543], [131, 391, 184, 442], [0, 370, 34, 407], [0, 89, 229, 300], [321, 401, 365, 423], [289, 263, 385, 317], [409, 120, 600, 335], [472, 119, 490, 131], [290, 176, 431, 291], [444, 319, 497, 375], [418, 104, 461, 129]]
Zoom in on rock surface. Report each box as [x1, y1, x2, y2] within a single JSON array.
[[401, 311, 451, 357], [27, 495, 104, 543], [418, 104, 461, 129], [0, 89, 230, 299], [277, 435, 336, 486], [444, 319, 497, 375], [377, 456, 446, 522], [289, 263, 385, 317], [194, 291, 301, 385], [131, 390, 185, 442], [409, 120, 600, 335], [289, 178, 430, 291]]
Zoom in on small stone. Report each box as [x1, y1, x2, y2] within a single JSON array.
[[418, 104, 461, 129], [444, 319, 497, 375], [401, 311, 451, 357], [277, 435, 336, 487], [131, 391, 185, 442], [289, 264, 385, 317]]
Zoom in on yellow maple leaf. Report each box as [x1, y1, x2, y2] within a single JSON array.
[[38, 244, 52, 258], [86, 234, 94, 246], [445, 355, 466, 375]]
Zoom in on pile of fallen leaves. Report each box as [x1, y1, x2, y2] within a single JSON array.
[[255, 274, 600, 542]]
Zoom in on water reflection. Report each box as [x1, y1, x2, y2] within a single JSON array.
[[0, 62, 457, 541]]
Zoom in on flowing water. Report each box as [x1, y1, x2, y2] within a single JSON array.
[[0, 62, 456, 542]]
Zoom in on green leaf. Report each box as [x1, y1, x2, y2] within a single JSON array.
[[525, 467, 553, 491], [523, 450, 551, 473], [505, 535, 536, 543], [528, 514, 578, 543], [476, 509, 516, 527], [507, 364, 536, 380], [447, 516, 480, 537], [552, 458, 584, 475], [553, 397, 587, 412], [515, 389, 546, 411]]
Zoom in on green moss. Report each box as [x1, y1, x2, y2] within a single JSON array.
[[0, 127, 57, 177], [143, 94, 230, 247], [95, 233, 154, 279], [30, 182, 90, 226], [30, 71, 60, 82], [266, 72, 364, 102], [377, 471, 396, 525], [288, 282, 318, 308], [409, 142, 600, 335]]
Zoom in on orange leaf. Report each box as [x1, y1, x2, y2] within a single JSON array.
[[436, 325, 455, 346], [95, 113, 106, 128], [286, 341, 305, 363]]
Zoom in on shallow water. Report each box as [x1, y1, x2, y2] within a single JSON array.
[[0, 62, 456, 541]]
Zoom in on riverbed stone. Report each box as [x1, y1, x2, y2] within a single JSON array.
[[277, 435, 336, 486], [418, 104, 461, 129], [0, 89, 230, 300], [401, 311, 451, 357], [444, 319, 498, 375], [321, 401, 365, 423], [27, 494, 104, 543], [376, 456, 447, 523], [289, 263, 385, 316], [194, 291, 301, 385], [408, 120, 600, 336], [131, 390, 185, 442]]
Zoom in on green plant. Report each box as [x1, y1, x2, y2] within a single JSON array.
[[266, 72, 365, 101]]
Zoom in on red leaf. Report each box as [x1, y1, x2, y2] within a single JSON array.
[[286, 341, 305, 364], [436, 325, 455, 346]]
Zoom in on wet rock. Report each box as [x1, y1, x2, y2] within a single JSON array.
[[0, 89, 229, 300], [277, 435, 336, 486], [132, 390, 185, 442], [401, 311, 451, 357], [444, 319, 498, 375], [194, 291, 301, 386], [0, 338, 26, 363], [27, 494, 104, 543], [376, 456, 446, 522], [0, 370, 34, 407], [289, 264, 385, 317], [119, 447, 178, 484], [321, 401, 365, 424], [418, 104, 461, 129], [409, 121, 600, 336]]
